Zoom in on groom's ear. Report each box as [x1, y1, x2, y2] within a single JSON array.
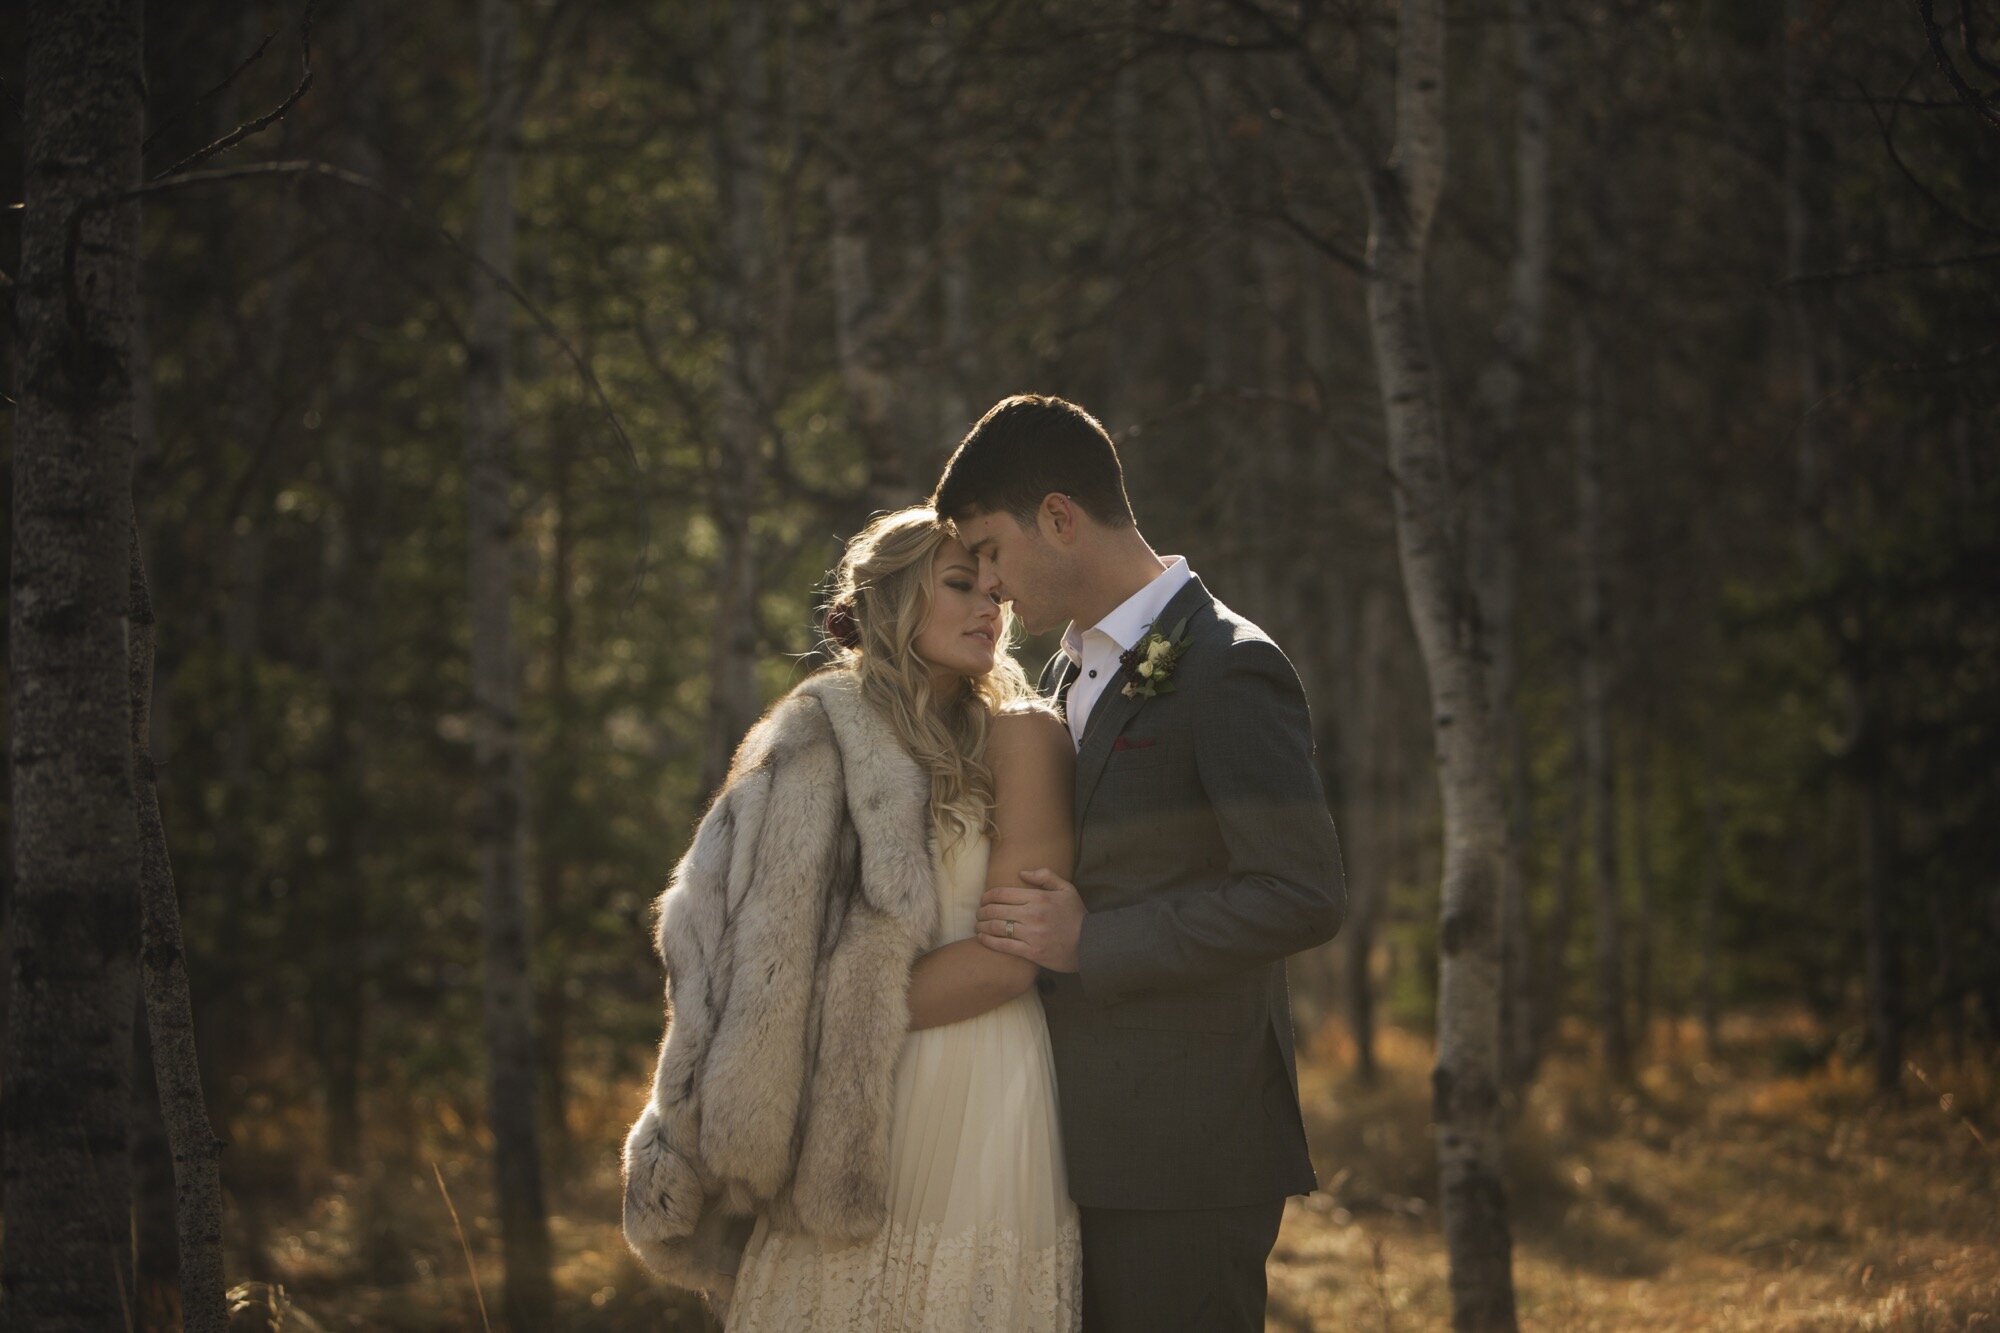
[[1040, 492, 1080, 545]]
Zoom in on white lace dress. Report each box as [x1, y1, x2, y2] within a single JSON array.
[[725, 820, 1083, 1332]]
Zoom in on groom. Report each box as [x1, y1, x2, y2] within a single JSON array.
[[932, 394, 1347, 1332]]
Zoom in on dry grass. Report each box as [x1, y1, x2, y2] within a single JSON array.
[[230, 1008, 2000, 1330], [1268, 1011, 2000, 1331]]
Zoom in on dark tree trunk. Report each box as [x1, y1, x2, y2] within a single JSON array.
[[312, 0, 392, 1179], [1344, 583, 1401, 1085], [1469, 0, 1551, 1115], [1630, 726, 1656, 1060], [1700, 735, 1725, 1058], [1527, 722, 1585, 1080], [131, 508, 230, 1333], [1574, 312, 1630, 1085], [1861, 757, 1902, 1094], [535, 312, 576, 1190], [132, 990, 180, 1331], [5, 1, 147, 1326], [468, 0, 555, 1323]]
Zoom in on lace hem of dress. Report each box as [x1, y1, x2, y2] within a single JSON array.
[[727, 1214, 1082, 1332]]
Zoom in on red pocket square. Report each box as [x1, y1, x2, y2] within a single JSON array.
[[1112, 735, 1157, 751]]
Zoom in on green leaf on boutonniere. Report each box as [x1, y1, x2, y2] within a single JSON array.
[[1118, 615, 1194, 701]]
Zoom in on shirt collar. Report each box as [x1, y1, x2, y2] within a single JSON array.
[[1060, 556, 1193, 663]]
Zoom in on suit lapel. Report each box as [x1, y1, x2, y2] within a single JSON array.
[[1041, 650, 1078, 717], [1072, 574, 1215, 832]]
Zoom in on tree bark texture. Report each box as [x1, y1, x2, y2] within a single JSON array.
[[468, 0, 556, 1322], [1700, 733, 1725, 1057], [1861, 761, 1903, 1094], [132, 989, 179, 1332], [5, 1, 146, 1326], [1344, 582, 1403, 1085], [131, 507, 231, 1333], [1358, 2, 1520, 1325], [1470, 0, 1551, 1110], [1573, 312, 1629, 1084], [128, 262, 181, 1333], [312, 0, 392, 1180], [1630, 726, 1656, 1056], [1783, 0, 1825, 563]]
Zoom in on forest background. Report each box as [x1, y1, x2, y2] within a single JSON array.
[[1, 0, 1996, 1329]]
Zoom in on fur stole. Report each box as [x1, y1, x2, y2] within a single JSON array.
[[620, 667, 941, 1307]]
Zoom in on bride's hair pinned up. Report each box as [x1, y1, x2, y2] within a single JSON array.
[[825, 506, 1032, 840], [823, 595, 862, 651]]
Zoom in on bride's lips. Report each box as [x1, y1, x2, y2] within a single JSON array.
[[965, 627, 996, 645]]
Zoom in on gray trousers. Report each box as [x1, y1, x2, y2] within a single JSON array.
[[1078, 1197, 1286, 1333]]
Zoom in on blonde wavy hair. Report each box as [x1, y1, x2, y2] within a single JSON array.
[[822, 506, 1035, 843]]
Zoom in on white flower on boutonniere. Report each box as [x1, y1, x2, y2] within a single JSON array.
[[1119, 616, 1192, 700]]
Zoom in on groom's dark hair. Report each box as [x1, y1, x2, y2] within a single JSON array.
[[931, 394, 1136, 531]]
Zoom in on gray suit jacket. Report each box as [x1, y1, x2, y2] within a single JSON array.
[[1035, 572, 1345, 1210]]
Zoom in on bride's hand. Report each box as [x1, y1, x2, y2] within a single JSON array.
[[975, 870, 1084, 972]]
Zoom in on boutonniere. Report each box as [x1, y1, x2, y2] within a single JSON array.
[[1118, 616, 1192, 700]]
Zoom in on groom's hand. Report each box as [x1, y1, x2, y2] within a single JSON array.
[[975, 869, 1084, 972]]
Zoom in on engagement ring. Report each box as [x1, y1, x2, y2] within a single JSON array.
[[1005, 919, 1016, 938]]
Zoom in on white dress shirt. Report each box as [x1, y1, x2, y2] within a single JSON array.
[[1059, 556, 1194, 750]]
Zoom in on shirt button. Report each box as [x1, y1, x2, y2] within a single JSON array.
[[1088, 670, 1098, 678]]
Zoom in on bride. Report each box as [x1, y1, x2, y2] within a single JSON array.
[[622, 505, 1083, 1331]]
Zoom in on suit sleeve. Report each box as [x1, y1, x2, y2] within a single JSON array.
[[1073, 637, 1347, 1003]]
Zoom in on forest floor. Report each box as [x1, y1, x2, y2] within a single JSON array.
[[234, 1006, 2000, 1331]]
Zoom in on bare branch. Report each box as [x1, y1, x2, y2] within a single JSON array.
[[151, 2, 318, 181], [1778, 249, 2000, 284], [1919, 0, 2000, 129]]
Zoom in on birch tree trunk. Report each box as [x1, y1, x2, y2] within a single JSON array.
[[702, 0, 770, 796], [130, 506, 231, 1333], [1356, 1, 1520, 1323], [468, 0, 555, 1321], [6, 1, 146, 1325], [1573, 311, 1630, 1084]]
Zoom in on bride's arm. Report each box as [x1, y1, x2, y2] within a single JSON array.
[[905, 707, 1076, 1031]]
